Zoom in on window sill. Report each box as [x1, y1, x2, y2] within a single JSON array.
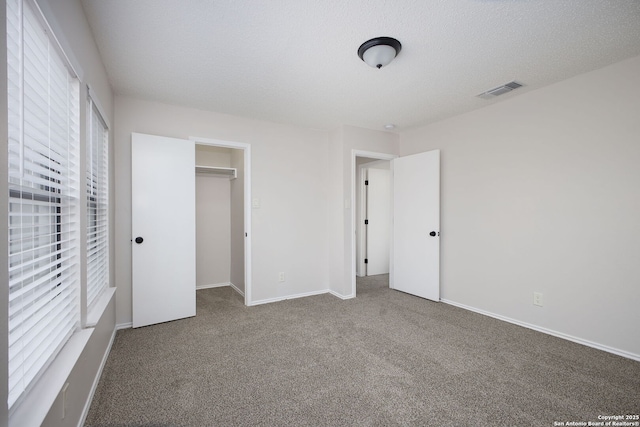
[[10, 287, 116, 427], [86, 287, 116, 327], [9, 329, 93, 427]]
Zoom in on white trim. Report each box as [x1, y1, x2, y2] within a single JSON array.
[[196, 282, 245, 297], [196, 282, 231, 290], [353, 150, 398, 161], [229, 282, 245, 297], [116, 322, 132, 330], [249, 289, 333, 306], [441, 299, 640, 362], [86, 287, 116, 328], [328, 290, 355, 300], [350, 150, 398, 297], [87, 84, 111, 130], [77, 326, 117, 427], [189, 136, 252, 306]]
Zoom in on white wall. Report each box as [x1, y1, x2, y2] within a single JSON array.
[[400, 55, 640, 358], [114, 96, 331, 324], [196, 175, 231, 287], [195, 144, 232, 167], [327, 128, 345, 295]]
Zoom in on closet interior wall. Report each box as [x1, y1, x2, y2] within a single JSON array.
[[195, 145, 232, 289]]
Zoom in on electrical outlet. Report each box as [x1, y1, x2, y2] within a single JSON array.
[[278, 272, 285, 282], [533, 292, 543, 307]]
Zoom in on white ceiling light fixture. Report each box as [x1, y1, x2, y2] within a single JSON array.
[[358, 37, 402, 69]]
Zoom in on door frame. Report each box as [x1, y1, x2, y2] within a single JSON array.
[[351, 150, 397, 297], [356, 165, 367, 277], [190, 136, 253, 306]]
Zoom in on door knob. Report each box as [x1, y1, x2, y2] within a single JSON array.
[[135, 237, 144, 244], [429, 231, 437, 237]]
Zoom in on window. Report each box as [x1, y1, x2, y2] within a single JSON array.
[[7, 0, 81, 409], [86, 93, 109, 313]]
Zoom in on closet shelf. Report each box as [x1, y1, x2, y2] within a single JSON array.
[[195, 165, 237, 179]]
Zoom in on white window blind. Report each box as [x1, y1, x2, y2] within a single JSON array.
[[7, 0, 81, 409], [86, 94, 109, 312]]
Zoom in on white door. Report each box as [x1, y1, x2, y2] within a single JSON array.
[[392, 150, 440, 301], [366, 168, 391, 276], [132, 132, 196, 328]]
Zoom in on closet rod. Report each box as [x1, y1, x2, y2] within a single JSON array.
[[195, 165, 237, 179]]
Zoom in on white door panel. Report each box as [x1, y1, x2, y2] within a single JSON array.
[[392, 150, 440, 301], [366, 168, 391, 275], [132, 132, 196, 328]]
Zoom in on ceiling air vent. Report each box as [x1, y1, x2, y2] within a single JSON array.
[[477, 81, 523, 100]]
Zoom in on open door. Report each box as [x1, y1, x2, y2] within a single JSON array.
[[392, 150, 440, 301], [132, 132, 196, 327]]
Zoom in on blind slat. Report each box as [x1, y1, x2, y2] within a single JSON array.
[[8, 256, 77, 304], [9, 280, 77, 350]]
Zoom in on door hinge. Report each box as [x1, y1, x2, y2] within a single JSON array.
[[364, 219, 368, 225], [364, 258, 368, 264], [365, 180, 369, 185]]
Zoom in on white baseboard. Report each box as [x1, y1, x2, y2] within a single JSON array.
[[116, 322, 132, 330], [196, 282, 245, 297], [78, 326, 117, 427], [229, 282, 245, 297], [250, 289, 355, 305], [196, 282, 231, 290], [249, 289, 332, 306], [441, 298, 640, 362], [329, 290, 355, 300]]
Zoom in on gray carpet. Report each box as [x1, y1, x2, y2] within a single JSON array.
[[85, 275, 640, 426]]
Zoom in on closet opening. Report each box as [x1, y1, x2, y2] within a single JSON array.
[[191, 137, 252, 305]]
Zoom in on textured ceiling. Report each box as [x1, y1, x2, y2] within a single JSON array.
[[81, 0, 640, 131]]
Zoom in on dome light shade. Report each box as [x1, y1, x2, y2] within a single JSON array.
[[358, 37, 402, 69]]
